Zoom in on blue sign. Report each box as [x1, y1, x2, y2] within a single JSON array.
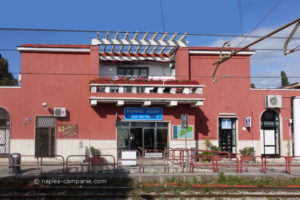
[[124, 107, 163, 121], [245, 117, 251, 128]]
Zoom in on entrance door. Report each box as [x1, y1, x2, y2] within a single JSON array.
[[129, 128, 143, 151], [219, 118, 236, 153], [261, 110, 280, 156], [144, 129, 155, 150], [117, 122, 168, 153], [35, 117, 56, 157], [156, 128, 168, 151], [0, 108, 10, 154]]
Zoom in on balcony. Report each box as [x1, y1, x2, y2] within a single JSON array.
[[89, 78, 205, 107]]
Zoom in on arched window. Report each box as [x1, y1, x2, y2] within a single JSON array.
[[0, 108, 10, 154], [261, 109, 280, 156]]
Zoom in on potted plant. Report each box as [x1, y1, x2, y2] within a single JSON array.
[[197, 137, 221, 162], [89, 146, 103, 168], [240, 147, 256, 162]]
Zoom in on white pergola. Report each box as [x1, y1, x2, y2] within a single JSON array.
[[91, 32, 188, 62]]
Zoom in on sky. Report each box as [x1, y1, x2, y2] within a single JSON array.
[[0, 0, 299, 88]]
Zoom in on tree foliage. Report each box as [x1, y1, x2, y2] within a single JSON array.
[[281, 71, 289, 87], [250, 83, 256, 88], [0, 55, 17, 86]]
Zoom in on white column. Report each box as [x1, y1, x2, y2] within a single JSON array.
[[293, 97, 300, 156]]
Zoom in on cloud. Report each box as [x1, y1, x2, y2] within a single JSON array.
[[209, 26, 300, 88]]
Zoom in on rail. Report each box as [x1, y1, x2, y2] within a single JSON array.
[[66, 155, 90, 173], [141, 150, 169, 173], [2, 152, 300, 175], [40, 155, 65, 174], [168, 148, 189, 172], [91, 154, 116, 172], [285, 156, 300, 174], [117, 150, 142, 173]]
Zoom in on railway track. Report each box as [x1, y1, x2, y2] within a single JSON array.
[[1, 186, 300, 199]]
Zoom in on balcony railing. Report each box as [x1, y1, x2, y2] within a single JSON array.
[[90, 83, 203, 95], [90, 78, 203, 95], [89, 78, 205, 107]]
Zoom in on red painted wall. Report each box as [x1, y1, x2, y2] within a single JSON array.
[[0, 46, 99, 139], [0, 44, 298, 146]]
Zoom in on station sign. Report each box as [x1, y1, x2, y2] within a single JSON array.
[[124, 107, 163, 121]]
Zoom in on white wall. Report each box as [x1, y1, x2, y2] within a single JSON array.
[[10, 139, 117, 162]]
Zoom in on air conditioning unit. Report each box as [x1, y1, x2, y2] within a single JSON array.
[[266, 95, 282, 108], [53, 107, 67, 117]]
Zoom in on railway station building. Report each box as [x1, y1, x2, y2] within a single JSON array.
[[1, 32, 300, 159]]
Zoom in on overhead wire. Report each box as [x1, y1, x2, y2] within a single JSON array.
[[6, 72, 300, 79], [238, 0, 244, 36], [0, 27, 299, 40], [237, 0, 283, 47], [159, 0, 166, 32], [0, 48, 292, 52]]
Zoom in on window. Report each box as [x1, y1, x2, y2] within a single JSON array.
[[0, 108, 10, 154], [117, 67, 149, 79]]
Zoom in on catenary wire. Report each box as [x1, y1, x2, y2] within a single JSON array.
[[7, 72, 300, 79], [238, 0, 244, 36], [0, 27, 299, 40], [159, 0, 166, 32], [237, 0, 283, 47], [0, 48, 295, 52]]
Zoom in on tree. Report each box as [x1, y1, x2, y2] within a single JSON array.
[[0, 55, 17, 86], [250, 83, 256, 88], [281, 71, 289, 87]]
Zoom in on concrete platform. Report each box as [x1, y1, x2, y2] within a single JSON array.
[[1, 159, 300, 179]]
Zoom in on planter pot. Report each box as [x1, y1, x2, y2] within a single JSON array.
[[241, 155, 255, 162], [88, 157, 104, 165]]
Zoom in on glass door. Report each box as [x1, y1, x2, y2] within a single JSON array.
[[117, 122, 169, 154], [143, 129, 155, 150], [156, 128, 168, 151], [129, 128, 143, 152]]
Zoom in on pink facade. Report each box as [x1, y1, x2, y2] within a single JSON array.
[[0, 43, 299, 158]]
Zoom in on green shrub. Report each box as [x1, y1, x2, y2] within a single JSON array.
[[90, 146, 100, 157], [239, 147, 255, 156], [200, 138, 221, 162]]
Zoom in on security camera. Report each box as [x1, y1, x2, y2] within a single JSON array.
[[42, 102, 48, 109]]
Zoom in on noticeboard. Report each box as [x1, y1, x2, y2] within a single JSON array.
[[172, 125, 194, 140], [57, 124, 78, 137]]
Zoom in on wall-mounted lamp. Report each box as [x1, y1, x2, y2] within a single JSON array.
[[42, 102, 49, 110], [24, 118, 32, 125]]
